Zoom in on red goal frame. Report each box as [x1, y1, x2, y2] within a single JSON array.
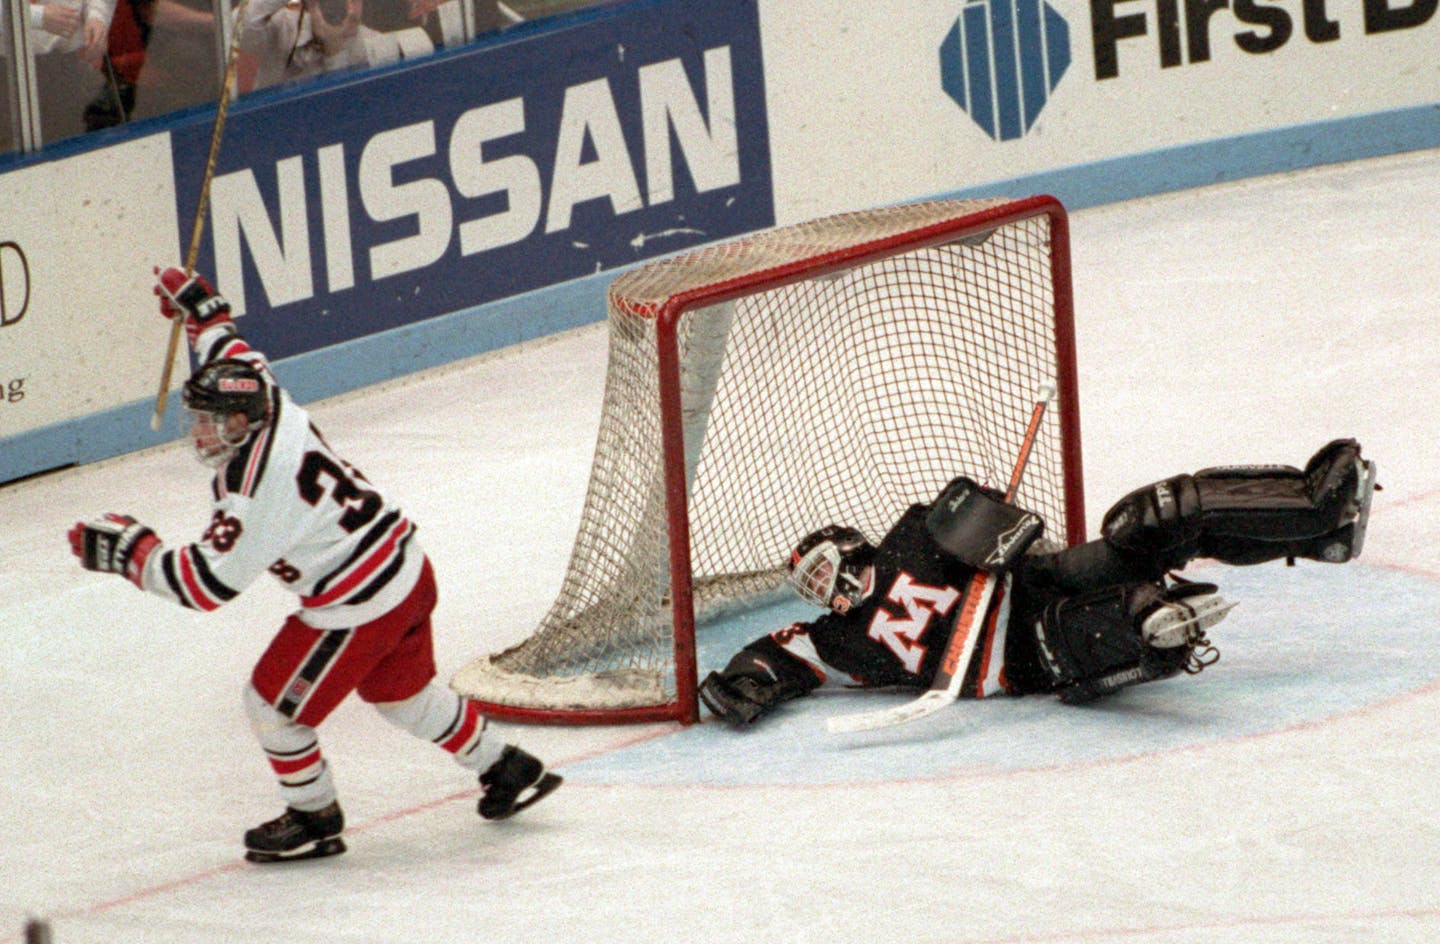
[[655, 196, 1082, 724]]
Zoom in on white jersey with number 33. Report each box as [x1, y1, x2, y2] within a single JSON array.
[[136, 333, 424, 630]]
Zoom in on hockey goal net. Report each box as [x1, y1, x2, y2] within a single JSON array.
[[452, 195, 1084, 724]]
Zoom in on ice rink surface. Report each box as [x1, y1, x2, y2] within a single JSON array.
[[4, 149, 1439, 943]]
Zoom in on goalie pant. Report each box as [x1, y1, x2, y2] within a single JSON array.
[[701, 438, 1369, 724]]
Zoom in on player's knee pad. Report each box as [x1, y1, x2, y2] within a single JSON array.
[[1102, 439, 1369, 568], [698, 639, 821, 726], [1031, 582, 1193, 703], [244, 682, 316, 751], [1100, 475, 1204, 570]]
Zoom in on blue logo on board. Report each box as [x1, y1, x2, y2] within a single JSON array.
[[939, 0, 1071, 141], [169, 0, 773, 363]]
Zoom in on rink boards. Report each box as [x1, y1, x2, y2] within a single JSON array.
[[0, 0, 1436, 483]]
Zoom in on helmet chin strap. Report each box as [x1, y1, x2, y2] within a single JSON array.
[[827, 564, 875, 614]]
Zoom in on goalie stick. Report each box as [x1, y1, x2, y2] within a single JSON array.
[[148, 0, 252, 432], [826, 383, 1057, 735]]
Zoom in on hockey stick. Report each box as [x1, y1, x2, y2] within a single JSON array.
[[826, 383, 1057, 735], [148, 0, 252, 432]]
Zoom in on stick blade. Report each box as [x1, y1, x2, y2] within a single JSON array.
[[825, 689, 956, 734]]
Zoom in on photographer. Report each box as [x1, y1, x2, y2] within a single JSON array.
[[237, 0, 377, 90]]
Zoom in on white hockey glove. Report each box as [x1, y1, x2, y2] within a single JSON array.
[[69, 513, 161, 590]]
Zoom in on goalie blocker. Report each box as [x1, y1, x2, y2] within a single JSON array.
[[700, 439, 1376, 726]]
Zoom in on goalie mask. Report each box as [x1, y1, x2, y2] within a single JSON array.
[[182, 359, 271, 467], [787, 524, 876, 613]]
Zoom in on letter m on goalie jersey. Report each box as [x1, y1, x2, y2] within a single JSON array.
[[867, 573, 961, 674]]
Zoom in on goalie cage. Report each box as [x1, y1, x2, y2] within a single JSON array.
[[452, 195, 1085, 725]]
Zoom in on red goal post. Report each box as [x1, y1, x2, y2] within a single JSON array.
[[452, 195, 1085, 725]]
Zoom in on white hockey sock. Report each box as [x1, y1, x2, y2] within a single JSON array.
[[374, 682, 504, 772], [244, 682, 338, 812]]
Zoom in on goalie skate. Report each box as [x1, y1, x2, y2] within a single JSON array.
[[1140, 585, 1235, 650], [1339, 456, 1378, 561], [1303, 446, 1378, 564]]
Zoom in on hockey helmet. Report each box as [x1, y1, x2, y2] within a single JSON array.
[[787, 524, 876, 613], [182, 358, 271, 466]]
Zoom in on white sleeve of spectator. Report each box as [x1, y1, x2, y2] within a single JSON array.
[[86, 0, 116, 30], [238, 0, 295, 51]]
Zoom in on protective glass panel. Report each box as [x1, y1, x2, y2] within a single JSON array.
[[0, 0, 16, 156], [236, 0, 465, 95], [119, 0, 221, 123]]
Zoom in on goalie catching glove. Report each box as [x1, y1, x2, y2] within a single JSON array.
[[68, 514, 160, 590], [155, 265, 235, 349], [699, 640, 822, 726]]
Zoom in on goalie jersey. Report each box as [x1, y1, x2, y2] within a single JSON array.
[[778, 505, 1013, 698], [135, 331, 424, 630]]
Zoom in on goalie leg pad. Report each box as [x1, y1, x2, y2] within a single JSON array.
[[1100, 475, 1203, 571], [1020, 537, 1172, 593], [1102, 439, 1372, 569], [698, 639, 821, 727]]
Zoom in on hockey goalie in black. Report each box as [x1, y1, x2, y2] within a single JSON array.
[[699, 440, 1377, 725]]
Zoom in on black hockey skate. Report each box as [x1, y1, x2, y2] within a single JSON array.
[[244, 801, 346, 863], [478, 746, 562, 821], [1298, 446, 1378, 563]]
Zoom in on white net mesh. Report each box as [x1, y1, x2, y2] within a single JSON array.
[[452, 197, 1079, 720]]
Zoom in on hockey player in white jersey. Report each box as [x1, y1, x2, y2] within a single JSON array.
[[68, 266, 561, 862]]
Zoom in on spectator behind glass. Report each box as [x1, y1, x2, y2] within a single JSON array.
[[22, 0, 118, 143], [238, 0, 436, 92], [360, 0, 469, 51], [83, 0, 219, 130], [1, 2, 15, 155]]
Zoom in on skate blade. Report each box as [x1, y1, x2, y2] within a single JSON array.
[[1347, 459, 1378, 560], [244, 836, 347, 864], [1143, 598, 1236, 649], [484, 772, 563, 821]]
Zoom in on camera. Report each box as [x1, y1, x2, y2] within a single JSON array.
[[316, 0, 347, 25]]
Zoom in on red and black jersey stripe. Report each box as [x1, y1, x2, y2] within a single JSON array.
[[303, 513, 416, 609], [276, 630, 350, 719], [159, 544, 240, 611]]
